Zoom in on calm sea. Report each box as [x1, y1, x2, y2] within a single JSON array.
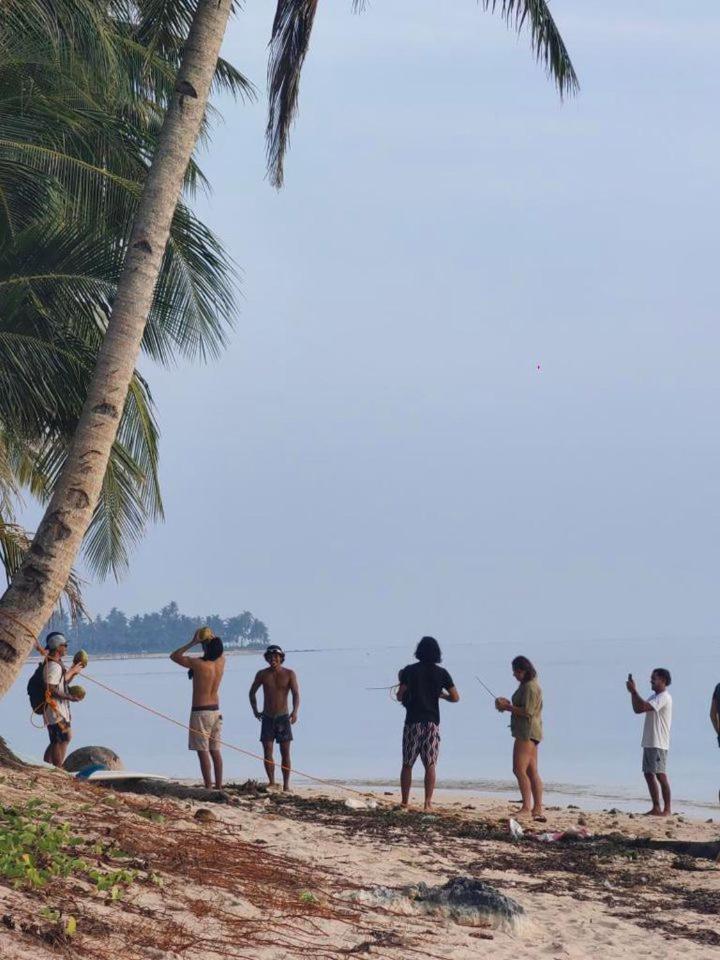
[[2, 638, 718, 815]]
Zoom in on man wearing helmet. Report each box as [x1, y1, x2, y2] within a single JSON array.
[[249, 645, 300, 791]]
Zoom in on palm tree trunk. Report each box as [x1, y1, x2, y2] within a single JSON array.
[[0, 0, 234, 698]]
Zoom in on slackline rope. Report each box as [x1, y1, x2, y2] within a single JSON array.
[[81, 672, 385, 802]]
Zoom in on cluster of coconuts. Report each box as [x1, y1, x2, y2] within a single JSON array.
[[69, 649, 90, 700]]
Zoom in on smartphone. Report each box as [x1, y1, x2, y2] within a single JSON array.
[[627, 673, 633, 682]]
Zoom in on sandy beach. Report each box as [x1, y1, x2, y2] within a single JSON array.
[[1, 758, 718, 959]]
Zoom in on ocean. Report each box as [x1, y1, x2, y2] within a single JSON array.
[[2, 637, 718, 815]]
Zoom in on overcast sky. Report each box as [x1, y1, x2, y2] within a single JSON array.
[[81, 1, 720, 649]]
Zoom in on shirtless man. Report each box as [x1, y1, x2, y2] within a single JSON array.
[[171, 628, 225, 789], [249, 645, 300, 791]]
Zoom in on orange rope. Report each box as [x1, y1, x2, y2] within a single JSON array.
[[81, 672, 387, 803]]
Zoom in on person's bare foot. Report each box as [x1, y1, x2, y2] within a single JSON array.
[[424, 804, 433, 812], [643, 807, 663, 816], [516, 807, 533, 819]]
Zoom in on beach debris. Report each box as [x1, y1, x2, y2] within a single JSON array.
[[536, 828, 592, 843], [194, 808, 217, 823], [353, 878, 524, 931], [509, 818, 525, 838], [413, 877, 525, 930], [64, 746, 123, 773], [68, 685, 86, 701], [72, 649, 89, 667], [344, 797, 378, 811]]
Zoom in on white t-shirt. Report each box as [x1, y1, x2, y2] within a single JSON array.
[[43, 660, 71, 726], [641, 690, 672, 750]]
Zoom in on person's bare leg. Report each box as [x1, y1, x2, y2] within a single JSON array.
[[210, 750, 223, 789], [280, 741, 291, 791], [400, 764, 412, 806], [513, 740, 533, 816], [262, 741, 275, 786], [656, 773, 671, 816], [50, 734, 70, 769], [643, 772, 662, 814], [527, 743, 544, 816], [423, 762, 436, 811], [43, 743, 52, 764], [197, 750, 212, 788]]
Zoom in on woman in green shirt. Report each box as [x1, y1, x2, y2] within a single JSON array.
[[495, 656, 544, 820]]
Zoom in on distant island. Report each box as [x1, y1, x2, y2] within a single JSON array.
[[45, 601, 269, 657]]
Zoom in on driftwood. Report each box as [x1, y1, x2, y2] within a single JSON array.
[[633, 837, 720, 860], [99, 778, 237, 804]]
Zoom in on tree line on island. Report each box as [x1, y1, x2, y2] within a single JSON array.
[[45, 601, 269, 657]]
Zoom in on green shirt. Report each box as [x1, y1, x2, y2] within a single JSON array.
[[510, 679, 543, 742]]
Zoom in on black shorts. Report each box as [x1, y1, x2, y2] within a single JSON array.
[[47, 723, 71, 745], [260, 714, 293, 744]]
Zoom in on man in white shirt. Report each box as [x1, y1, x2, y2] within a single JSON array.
[[626, 668, 672, 817], [42, 632, 84, 768]]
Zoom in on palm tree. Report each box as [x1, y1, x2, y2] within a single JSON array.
[[0, 1, 249, 581], [0, 0, 236, 690]]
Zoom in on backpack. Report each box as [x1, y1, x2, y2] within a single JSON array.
[[27, 662, 47, 715]]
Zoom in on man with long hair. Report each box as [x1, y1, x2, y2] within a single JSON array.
[[170, 628, 226, 789], [396, 636, 459, 811]]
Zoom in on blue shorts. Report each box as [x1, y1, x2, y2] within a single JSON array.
[[260, 714, 293, 744], [48, 723, 71, 745]]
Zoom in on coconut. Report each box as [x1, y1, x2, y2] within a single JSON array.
[[68, 685, 86, 701], [73, 649, 89, 667], [198, 626, 214, 642]]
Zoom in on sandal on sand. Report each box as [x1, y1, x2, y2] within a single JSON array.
[[533, 815, 547, 823]]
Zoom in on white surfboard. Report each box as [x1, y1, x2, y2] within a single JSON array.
[[77, 769, 170, 782]]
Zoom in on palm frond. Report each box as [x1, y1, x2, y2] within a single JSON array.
[[266, 0, 319, 189], [480, 1, 578, 98]]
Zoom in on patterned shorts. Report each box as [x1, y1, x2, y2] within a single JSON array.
[[402, 722, 440, 768]]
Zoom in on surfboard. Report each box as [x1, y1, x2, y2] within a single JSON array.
[[76, 769, 170, 782]]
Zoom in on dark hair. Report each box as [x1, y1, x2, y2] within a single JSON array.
[[188, 637, 224, 678], [264, 645, 285, 663], [415, 636, 442, 665], [511, 655, 537, 682], [652, 667, 671, 687], [203, 637, 224, 662]]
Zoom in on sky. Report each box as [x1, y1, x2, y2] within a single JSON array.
[[80, 1, 720, 649]]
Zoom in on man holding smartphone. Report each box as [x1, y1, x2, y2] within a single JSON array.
[[626, 668, 673, 817]]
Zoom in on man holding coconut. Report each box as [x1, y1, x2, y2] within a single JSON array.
[[41, 632, 87, 768], [170, 628, 226, 789]]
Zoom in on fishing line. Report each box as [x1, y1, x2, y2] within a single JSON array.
[[475, 675, 498, 700]]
